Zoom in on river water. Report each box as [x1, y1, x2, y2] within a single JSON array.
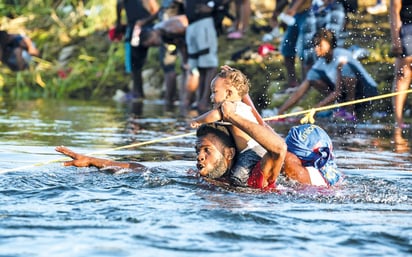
[[0, 99, 411, 257]]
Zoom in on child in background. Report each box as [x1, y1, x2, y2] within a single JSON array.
[[190, 65, 266, 187], [0, 30, 39, 71]]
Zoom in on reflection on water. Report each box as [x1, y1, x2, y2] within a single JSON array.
[[0, 99, 411, 257], [393, 127, 410, 153]]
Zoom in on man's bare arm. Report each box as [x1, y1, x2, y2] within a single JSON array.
[[220, 101, 287, 185], [55, 146, 145, 170]]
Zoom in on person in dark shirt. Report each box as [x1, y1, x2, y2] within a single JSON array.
[[139, 13, 193, 115], [0, 30, 39, 71], [115, 0, 159, 100]]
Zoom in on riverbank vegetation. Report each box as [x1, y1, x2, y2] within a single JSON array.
[[0, 0, 400, 119]]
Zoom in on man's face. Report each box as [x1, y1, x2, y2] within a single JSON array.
[[195, 133, 229, 179]]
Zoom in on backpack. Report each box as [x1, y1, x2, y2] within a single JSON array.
[[285, 124, 342, 186]]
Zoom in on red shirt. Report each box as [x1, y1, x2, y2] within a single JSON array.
[[247, 161, 275, 190]]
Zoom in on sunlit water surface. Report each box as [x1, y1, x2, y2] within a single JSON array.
[[0, 99, 411, 257]]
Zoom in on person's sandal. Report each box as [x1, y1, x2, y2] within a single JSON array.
[[227, 31, 243, 39]]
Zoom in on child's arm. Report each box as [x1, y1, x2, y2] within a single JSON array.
[[242, 94, 265, 126], [21, 36, 39, 56], [190, 109, 222, 128]]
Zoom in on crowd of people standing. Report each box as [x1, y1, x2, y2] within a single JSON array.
[[1, 1, 411, 129], [110, 0, 412, 129]]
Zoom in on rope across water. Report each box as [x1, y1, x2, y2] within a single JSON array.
[[1, 89, 411, 174]]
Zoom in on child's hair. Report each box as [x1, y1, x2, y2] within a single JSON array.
[[217, 67, 250, 97], [313, 28, 337, 49]]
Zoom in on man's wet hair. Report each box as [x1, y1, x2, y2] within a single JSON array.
[[313, 28, 337, 49], [196, 123, 236, 148]]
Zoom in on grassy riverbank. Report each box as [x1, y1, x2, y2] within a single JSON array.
[[0, 0, 400, 120]]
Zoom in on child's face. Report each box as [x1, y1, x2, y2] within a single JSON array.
[[314, 39, 331, 57], [210, 77, 240, 106], [210, 77, 232, 106]]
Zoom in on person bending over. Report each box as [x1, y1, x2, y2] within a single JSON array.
[[278, 28, 378, 121], [139, 13, 192, 112], [115, 0, 159, 99], [0, 30, 39, 71]]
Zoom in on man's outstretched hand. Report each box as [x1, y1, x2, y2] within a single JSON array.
[[56, 146, 142, 170], [55, 146, 93, 167]]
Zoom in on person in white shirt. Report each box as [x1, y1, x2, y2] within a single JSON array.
[[278, 28, 378, 121]]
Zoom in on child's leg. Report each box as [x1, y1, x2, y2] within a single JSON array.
[[230, 146, 265, 187]]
